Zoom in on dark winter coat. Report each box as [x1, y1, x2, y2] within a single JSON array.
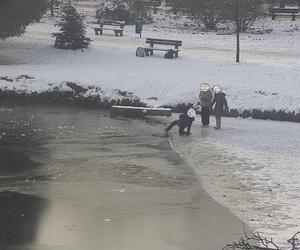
[[199, 90, 213, 107], [178, 113, 195, 132], [210, 93, 229, 116]]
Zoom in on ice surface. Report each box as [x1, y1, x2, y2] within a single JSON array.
[[173, 117, 300, 248]]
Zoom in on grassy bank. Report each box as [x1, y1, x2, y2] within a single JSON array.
[[0, 88, 299, 123]]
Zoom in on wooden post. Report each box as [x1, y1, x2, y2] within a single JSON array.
[[150, 42, 154, 55], [140, 15, 143, 38], [272, 11, 276, 20], [236, 0, 240, 63]]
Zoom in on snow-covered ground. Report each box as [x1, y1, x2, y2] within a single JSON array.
[[0, 9, 300, 113], [172, 116, 300, 248]]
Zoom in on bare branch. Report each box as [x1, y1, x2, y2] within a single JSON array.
[[223, 232, 280, 250], [288, 232, 300, 250]]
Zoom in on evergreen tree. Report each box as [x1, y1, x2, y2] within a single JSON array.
[[127, 0, 148, 21], [0, 0, 47, 40], [52, 4, 91, 50]]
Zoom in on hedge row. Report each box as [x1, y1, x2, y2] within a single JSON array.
[[164, 103, 300, 123], [0, 89, 146, 108]]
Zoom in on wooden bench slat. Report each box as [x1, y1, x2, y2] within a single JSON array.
[[94, 27, 124, 30], [146, 37, 182, 41], [146, 40, 182, 44], [146, 42, 182, 46], [144, 47, 180, 52], [100, 21, 126, 24], [269, 8, 299, 13], [146, 38, 182, 43], [100, 20, 126, 23]]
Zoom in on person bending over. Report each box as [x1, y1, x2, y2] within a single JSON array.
[[165, 108, 195, 135]]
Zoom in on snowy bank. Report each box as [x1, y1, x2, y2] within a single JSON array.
[[0, 14, 299, 121], [0, 77, 145, 108]]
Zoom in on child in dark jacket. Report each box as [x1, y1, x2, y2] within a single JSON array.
[[165, 108, 195, 135], [210, 86, 229, 129]]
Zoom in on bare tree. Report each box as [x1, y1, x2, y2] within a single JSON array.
[[288, 232, 300, 250], [223, 0, 267, 32], [170, 0, 226, 30], [223, 231, 300, 250]]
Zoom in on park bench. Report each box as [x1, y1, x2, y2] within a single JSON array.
[[94, 20, 126, 37], [269, 8, 299, 21], [141, 38, 182, 58]]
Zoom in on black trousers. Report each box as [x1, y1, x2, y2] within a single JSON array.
[[201, 107, 210, 126], [166, 120, 189, 134]]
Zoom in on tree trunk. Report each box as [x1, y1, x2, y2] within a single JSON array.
[[279, 0, 285, 8], [236, 22, 240, 62], [50, 0, 54, 17]]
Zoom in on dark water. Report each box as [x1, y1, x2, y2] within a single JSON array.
[[0, 105, 208, 250]]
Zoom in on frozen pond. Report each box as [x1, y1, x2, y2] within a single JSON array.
[[0, 105, 243, 250]]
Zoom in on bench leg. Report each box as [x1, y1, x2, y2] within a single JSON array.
[[94, 29, 98, 35], [292, 13, 295, 21], [271, 14, 275, 20], [120, 31, 123, 36], [174, 51, 178, 58], [150, 50, 154, 56], [100, 29, 103, 35]]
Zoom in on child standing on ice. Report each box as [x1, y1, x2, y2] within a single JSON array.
[[165, 106, 196, 135], [199, 83, 214, 127], [210, 85, 229, 129]]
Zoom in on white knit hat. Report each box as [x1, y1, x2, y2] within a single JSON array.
[[212, 85, 221, 93], [200, 83, 210, 92], [187, 108, 196, 118]]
